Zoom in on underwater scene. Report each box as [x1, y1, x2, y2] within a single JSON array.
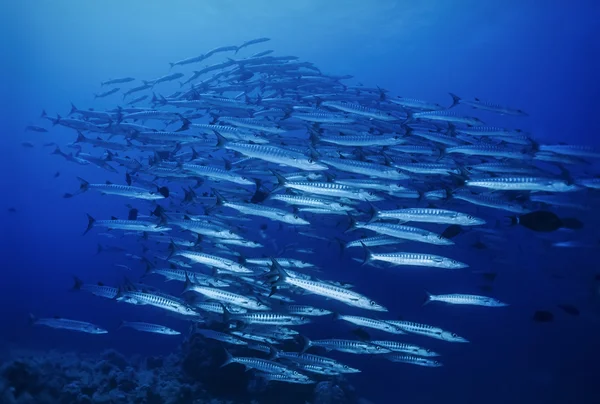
[[2, 1, 600, 403]]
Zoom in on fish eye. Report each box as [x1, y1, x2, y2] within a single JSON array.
[[344, 365, 349, 369], [368, 192, 374, 196], [300, 316, 306, 321], [375, 345, 381, 350], [257, 301, 262, 306], [308, 158, 314, 163], [242, 176, 248, 180], [228, 230, 233, 234], [452, 333, 457, 337], [294, 215, 299, 219], [369, 300, 375, 306], [426, 349, 432, 353]]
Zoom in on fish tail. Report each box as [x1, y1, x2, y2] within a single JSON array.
[[71, 276, 83, 291], [83, 213, 95, 236], [212, 188, 226, 206], [334, 237, 346, 255], [366, 202, 379, 223], [69, 102, 77, 116], [360, 242, 374, 266], [167, 239, 180, 259], [76, 176, 90, 192], [299, 335, 312, 354], [344, 213, 358, 233], [422, 291, 433, 306], [182, 271, 195, 294], [28, 313, 37, 325], [220, 348, 235, 368], [214, 131, 228, 148], [448, 92, 461, 108]]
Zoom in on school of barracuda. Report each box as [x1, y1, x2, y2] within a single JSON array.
[[30, 37, 598, 384]]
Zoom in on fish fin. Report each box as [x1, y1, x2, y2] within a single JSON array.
[[448, 92, 461, 108], [299, 335, 312, 354], [28, 313, 37, 325], [344, 213, 358, 233], [359, 242, 374, 266], [71, 276, 83, 291], [76, 177, 90, 192], [220, 348, 235, 368], [422, 291, 433, 306], [83, 213, 95, 236]]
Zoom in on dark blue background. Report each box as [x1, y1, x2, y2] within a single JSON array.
[[2, 1, 600, 403]]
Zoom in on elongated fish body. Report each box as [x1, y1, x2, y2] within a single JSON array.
[[148, 268, 230, 287], [117, 290, 200, 317], [454, 126, 525, 137], [386, 320, 468, 343], [318, 133, 404, 147], [279, 181, 382, 201], [408, 129, 463, 146], [284, 305, 332, 316], [321, 101, 398, 121], [365, 251, 468, 269], [74, 281, 118, 299], [344, 236, 405, 249], [222, 352, 302, 377], [336, 315, 404, 334], [394, 162, 459, 176], [218, 117, 286, 134], [172, 220, 241, 239], [271, 263, 386, 312], [184, 284, 268, 311], [101, 77, 134, 86], [276, 352, 358, 373], [410, 110, 484, 126], [308, 339, 390, 354], [231, 312, 310, 326], [85, 216, 171, 234], [373, 208, 485, 226], [218, 199, 310, 225], [465, 177, 581, 192], [260, 373, 315, 384], [465, 162, 540, 175], [292, 112, 355, 124], [576, 178, 600, 189], [173, 250, 253, 273], [230, 331, 279, 345], [193, 301, 248, 314], [194, 329, 247, 345], [352, 222, 454, 245], [81, 183, 166, 200], [385, 354, 442, 367], [370, 341, 439, 357], [537, 144, 600, 159], [452, 190, 529, 214], [446, 144, 528, 159], [120, 321, 180, 335], [389, 97, 445, 111], [269, 194, 353, 212], [182, 163, 254, 185], [427, 293, 508, 307], [449, 93, 527, 116], [30, 315, 107, 334], [217, 135, 327, 171], [320, 157, 409, 180], [297, 364, 341, 375]]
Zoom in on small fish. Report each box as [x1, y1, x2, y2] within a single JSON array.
[[556, 304, 579, 316], [532, 310, 554, 323], [509, 211, 563, 232], [119, 321, 180, 335], [21, 142, 35, 148], [29, 314, 107, 334]]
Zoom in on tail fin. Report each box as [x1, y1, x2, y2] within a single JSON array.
[[344, 213, 358, 233], [167, 239, 180, 259], [117, 321, 127, 330], [76, 177, 90, 192], [448, 93, 461, 109], [220, 348, 235, 368], [270, 170, 287, 189], [69, 103, 78, 116], [72, 276, 84, 291], [157, 186, 170, 198], [360, 242, 374, 266], [28, 313, 37, 326], [176, 117, 191, 132], [423, 291, 433, 306], [212, 188, 227, 206], [366, 202, 379, 223], [182, 271, 194, 294], [299, 335, 312, 354], [83, 214, 95, 235], [214, 132, 228, 148]]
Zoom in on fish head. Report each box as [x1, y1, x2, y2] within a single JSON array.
[[364, 299, 387, 312], [441, 331, 468, 343], [93, 327, 109, 334], [419, 348, 440, 357]]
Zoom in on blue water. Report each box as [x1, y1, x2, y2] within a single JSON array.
[[3, 1, 600, 403]]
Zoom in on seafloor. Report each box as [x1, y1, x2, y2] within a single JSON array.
[[0, 334, 372, 404]]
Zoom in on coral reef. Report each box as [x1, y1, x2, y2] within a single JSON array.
[[0, 337, 366, 404]]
